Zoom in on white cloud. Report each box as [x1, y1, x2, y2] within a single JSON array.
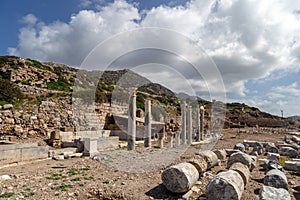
[[8, 0, 300, 101], [271, 82, 300, 97], [20, 14, 38, 25]]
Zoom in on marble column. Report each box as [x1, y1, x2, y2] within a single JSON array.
[[127, 88, 136, 150], [200, 106, 205, 140], [187, 105, 193, 144], [181, 101, 187, 144], [144, 99, 151, 147]]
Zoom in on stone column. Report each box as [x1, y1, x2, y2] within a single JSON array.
[[200, 106, 205, 140], [181, 101, 187, 144], [144, 99, 151, 148], [175, 131, 180, 146], [196, 105, 201, 142], [127, 88, 136, 150], [187, 105, 193, 144], [158, 126, 165, 148]]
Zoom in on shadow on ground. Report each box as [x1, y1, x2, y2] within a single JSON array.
[[145, 184, 183, 199]]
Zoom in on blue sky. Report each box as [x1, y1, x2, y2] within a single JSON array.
[[1, 0, 300, 117]]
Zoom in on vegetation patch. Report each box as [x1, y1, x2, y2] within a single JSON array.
[[0, 192, 14, 198]]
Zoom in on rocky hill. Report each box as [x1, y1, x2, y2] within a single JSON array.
[[0, 56, 298, 142]]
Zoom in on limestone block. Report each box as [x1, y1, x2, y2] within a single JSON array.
[[267, 152, 280, 162], [83, 138, 99, 157], [264, 169, 288, 189], [188, 155, 208, 175], [266, 143, 279, 153], [225, 149, 240, 156], [260, 185, 291, 200], [162, 162, 199, 193], [279, 147, 298, 158], [234, 143, 245, 152], [263, 160, 285, 172], [227, 152, 253, 170], [213, 149, 227, 161], [3, 104, 13, 109], [229, 162, 250, 185], [198, 150, 219, 169], [291, 135, 300, 144], [206, 170, 244, 200], [253, 142, 263, 155], [284, 161, 300, 173]]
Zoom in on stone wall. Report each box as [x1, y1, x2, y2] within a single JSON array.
[[0, 143, 49, 166]]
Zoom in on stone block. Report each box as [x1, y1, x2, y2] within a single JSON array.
[[225, 149, 240, 156], [21, 146, 49, 161], [229, 162, 250, 185], [267, 152, 280, 162], [83, 138, 99, 157], [284, 161, 300, 172], [227, 152, 253, 170], [206, 170, 244, 200], [162, 162, 199, 193], [234, 143, 245, 152], [60, 132, 74, 142], [279, 147, 298, 158], [97, 136, 119, 151], [213, 149, 227, 161], [264, 169, 288, 189], [260, 185, 290, 200], [198, 150, 219, 169], [188, 155, 208, 175]]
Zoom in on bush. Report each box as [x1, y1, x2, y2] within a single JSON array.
[[46, 80, 71, 91], [0, 79, 23, 103], [26, 59, 42, 68]]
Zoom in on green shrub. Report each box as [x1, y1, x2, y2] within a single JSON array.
[[136, 101, 145, 110], [0, 79, 23, 103], [46, 81, 71, 91], [26, 59, 42, 68], [0, 192, 14, 198]]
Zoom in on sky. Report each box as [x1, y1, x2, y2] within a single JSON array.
[[1, 0, 300, 117]]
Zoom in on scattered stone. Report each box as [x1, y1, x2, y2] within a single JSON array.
[[262, 160, 285, 173], [229, 162, 250, 185], [162, 162, 199, 193], [225, 149, 240, 156], [213, 149, 227, 161], [234, 143, 245, 152], [260, 185, 291, 200], [267, 152, 280, 162], [264, 169, 288, 189], [206, 170, 244, 200], [250, 150, 258, 157], [0, 175, 12, 181], [253, 142, 263, 155], [291, 136, 300, 144], [227, 152, 253, 170], [284, 161, 300, 173], [3, 104, 13, 109], [188, 155, 208, 175], [266, 143, 279, 153], [279, 147, 298, 158], [198, 150, 219, 169], [53, 155, 64, 160], [203, 172, 214, 179]]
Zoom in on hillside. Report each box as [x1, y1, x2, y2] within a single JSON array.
[[0, 56, 298, 141]]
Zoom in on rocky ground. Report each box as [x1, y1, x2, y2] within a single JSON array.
[[0, 129, 299, 200]]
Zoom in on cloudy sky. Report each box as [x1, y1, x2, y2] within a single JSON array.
[[1, 0, 300, 117]]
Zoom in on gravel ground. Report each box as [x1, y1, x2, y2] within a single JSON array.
[[0, 128, 299, 200]]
